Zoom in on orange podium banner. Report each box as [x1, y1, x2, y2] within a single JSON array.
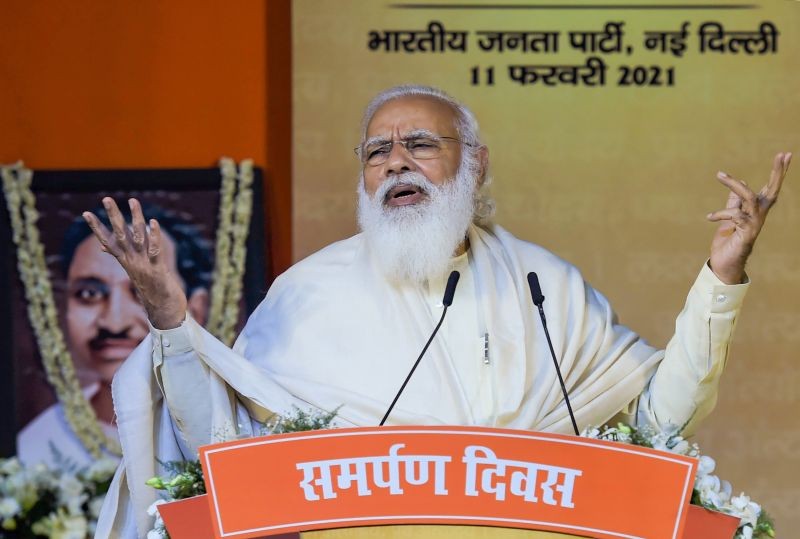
[[195, 426, 698, 539]]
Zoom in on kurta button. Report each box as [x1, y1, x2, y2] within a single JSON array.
[[163, 338, 171, 348], [715, 294, 727, 304]]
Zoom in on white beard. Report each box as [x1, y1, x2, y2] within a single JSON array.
[[357, 168, 477, 284]]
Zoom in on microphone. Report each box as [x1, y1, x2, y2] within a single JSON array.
[[442, 270, 460, 307], [380, 270, 460, 426], [527, 272, 580, 436]]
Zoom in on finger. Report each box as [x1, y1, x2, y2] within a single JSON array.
[[707, 208, 749, 224], [716, 171, 756, 208], [129, 198, 148, 252], [148, 218, 162, 262], [724, 190, 742, 210], [765, 151, 792, 198], [82, 211, 121, 256], [103, 197, 132, 248], [762, 152, 787, 201]]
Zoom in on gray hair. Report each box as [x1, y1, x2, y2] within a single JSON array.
[[361, 84, 482, 147], [361, 84, 495, 224]]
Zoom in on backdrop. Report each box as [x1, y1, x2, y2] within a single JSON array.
[[292, 0, 800, 531]]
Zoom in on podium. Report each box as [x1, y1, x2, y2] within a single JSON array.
[[158, 426, 740, 539]]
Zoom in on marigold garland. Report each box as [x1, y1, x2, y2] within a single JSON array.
[[206, 158, 237, 340], [1, 159, 255, 458], [206, 158, 254, 346]]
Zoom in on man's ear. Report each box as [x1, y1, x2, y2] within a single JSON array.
[[476, 145, 490, 187], [187, 288, 210, 327]]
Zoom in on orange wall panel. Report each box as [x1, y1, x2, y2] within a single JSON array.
[[0, 0, 292, 274], [0, 1, 267, 168]]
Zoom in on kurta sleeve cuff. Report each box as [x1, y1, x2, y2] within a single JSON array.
[[694, 260, 750, 314], [149, 315, 194, 366]]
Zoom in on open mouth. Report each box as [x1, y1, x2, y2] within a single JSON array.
[[384, 184, 427, 207]]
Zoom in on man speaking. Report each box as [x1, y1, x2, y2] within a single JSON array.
[[87, 85, 791, 537]]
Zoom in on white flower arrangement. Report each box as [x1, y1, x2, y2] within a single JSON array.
[[145, 407, 339, 539], [0, 456, 117, 538], [146, 499, 168, 539], [582, 423, 775, 539]]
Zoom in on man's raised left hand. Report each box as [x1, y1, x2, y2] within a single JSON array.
[[707, 151, 792, 285]]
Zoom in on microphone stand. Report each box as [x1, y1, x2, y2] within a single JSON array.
[[528, 272, 580, 436], [380, 271, 460, 426]]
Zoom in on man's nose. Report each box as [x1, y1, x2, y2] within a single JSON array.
[[97, 289, 133, 334], [384, 141, 417, 176]]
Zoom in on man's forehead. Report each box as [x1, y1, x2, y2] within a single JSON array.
[[366, 95, 459, 138]]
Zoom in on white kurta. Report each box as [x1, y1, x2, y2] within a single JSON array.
[[96, 224, 748, 538]]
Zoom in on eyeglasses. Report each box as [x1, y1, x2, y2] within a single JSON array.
[[354, 135, 470, 166]]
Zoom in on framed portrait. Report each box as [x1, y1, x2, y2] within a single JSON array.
[[0, 166, 268, 467]]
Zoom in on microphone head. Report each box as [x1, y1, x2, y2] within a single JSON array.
[[527, 272, 545, 306], [442, 270, 461, 307]]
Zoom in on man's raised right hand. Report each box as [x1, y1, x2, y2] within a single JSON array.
[[83, 197, 188, 330]]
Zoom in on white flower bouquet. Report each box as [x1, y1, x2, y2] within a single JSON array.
[[0, 456, 117, 538], [582, 423, 775, 539], [145, 407, 339, 539]]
